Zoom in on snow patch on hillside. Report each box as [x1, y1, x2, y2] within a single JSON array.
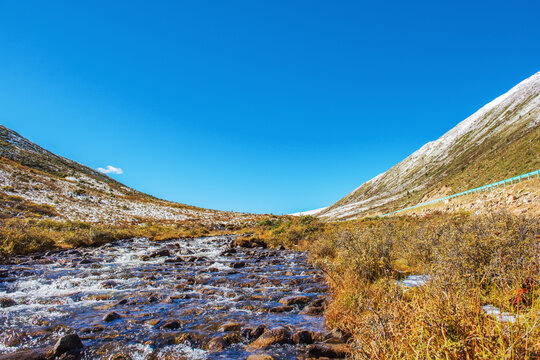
[[290, 207, 328, 216]]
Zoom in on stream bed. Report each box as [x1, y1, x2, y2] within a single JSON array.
[[0, 236, 334, 359]]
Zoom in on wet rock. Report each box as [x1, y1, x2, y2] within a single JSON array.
[[108, 355, 130, 360], [145, 319, 160, 326], [149, 249, 170, 258], [206, 336, 228, 351], [300, 305, 324, 315], [279, 295, 310, 306], [324, 329, 348, 343], [310, 296, 328, 307], [103, 312, 122, 322], [246, 355, 274, 360], [242, 325, 266, 340], [100, 280, 118, 289], [268, 305, 294, 313], [206, 332, 242, 351], [29, 329, 53, 338], [174, 332, 207, 348], [53, 334, 84, 357], [56, 351, 82, 360], [0, 348, 51, 360], [305, 343, 351, 358], [220, 322, 243, 332], [249, 327, 291, 349], [220, 248, 237, 256], [160, 319, 182, 330], [114, 299, 128, 306], [4, 331, 26, 347], [164, 257, 183, 263], [150, 333, 177, 347], [0, 297, 17, 308], [231, 261, 247, 268], [222, 332, 243, 345], [292, 330, 314, 344], [80, 325, 105, 334]]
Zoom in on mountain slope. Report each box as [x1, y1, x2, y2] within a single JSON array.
[[320, 71, 540, 219], [0, 125, 253, 225]]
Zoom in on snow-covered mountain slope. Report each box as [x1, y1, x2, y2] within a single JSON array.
[[289, 207, 328, 217], [0, 125, 254, 225], [320, 71, 540, 220]]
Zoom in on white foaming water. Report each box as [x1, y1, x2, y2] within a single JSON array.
[[158, 343, 208, 359]]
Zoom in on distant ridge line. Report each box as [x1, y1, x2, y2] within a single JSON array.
[[381, 169, 540, 217]]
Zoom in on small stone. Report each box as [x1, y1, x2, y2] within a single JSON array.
[[103, 312, 122, 322], [231, 261, 246, 269], [149, 249, 170, 258], [279, 295, 310, 306], [268, 306, 293, 313], [0, 297, 16, 308]]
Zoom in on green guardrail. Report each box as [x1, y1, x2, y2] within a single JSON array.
[[381, 169, 540, 217]]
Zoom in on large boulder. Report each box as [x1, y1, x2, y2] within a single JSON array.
[[53, 334, 84, 357]]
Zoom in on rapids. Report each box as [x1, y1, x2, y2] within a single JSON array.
[[0, 236, 331, 359]]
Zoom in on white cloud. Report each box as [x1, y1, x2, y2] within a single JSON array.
[[97, 165, 123, 175]]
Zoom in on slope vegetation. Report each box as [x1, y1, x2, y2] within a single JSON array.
[[0, 125, 253, 225]]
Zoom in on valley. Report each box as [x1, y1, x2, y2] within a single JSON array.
[[1, 70, 539, 359]]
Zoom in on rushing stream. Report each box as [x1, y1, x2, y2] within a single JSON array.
[[0, 236, 332, 359]]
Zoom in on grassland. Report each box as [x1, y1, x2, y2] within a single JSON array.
[[307, 212, 539, 359]]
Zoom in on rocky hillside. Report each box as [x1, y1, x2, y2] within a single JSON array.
[[320, 71, 540, 220], [0, 125, 254, 225]]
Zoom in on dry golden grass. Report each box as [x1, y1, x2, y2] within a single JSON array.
[[0, 191, 255, 255], [310, 212, 539, 359]]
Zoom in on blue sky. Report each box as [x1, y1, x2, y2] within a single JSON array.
[[1, 1, 539, 214]]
